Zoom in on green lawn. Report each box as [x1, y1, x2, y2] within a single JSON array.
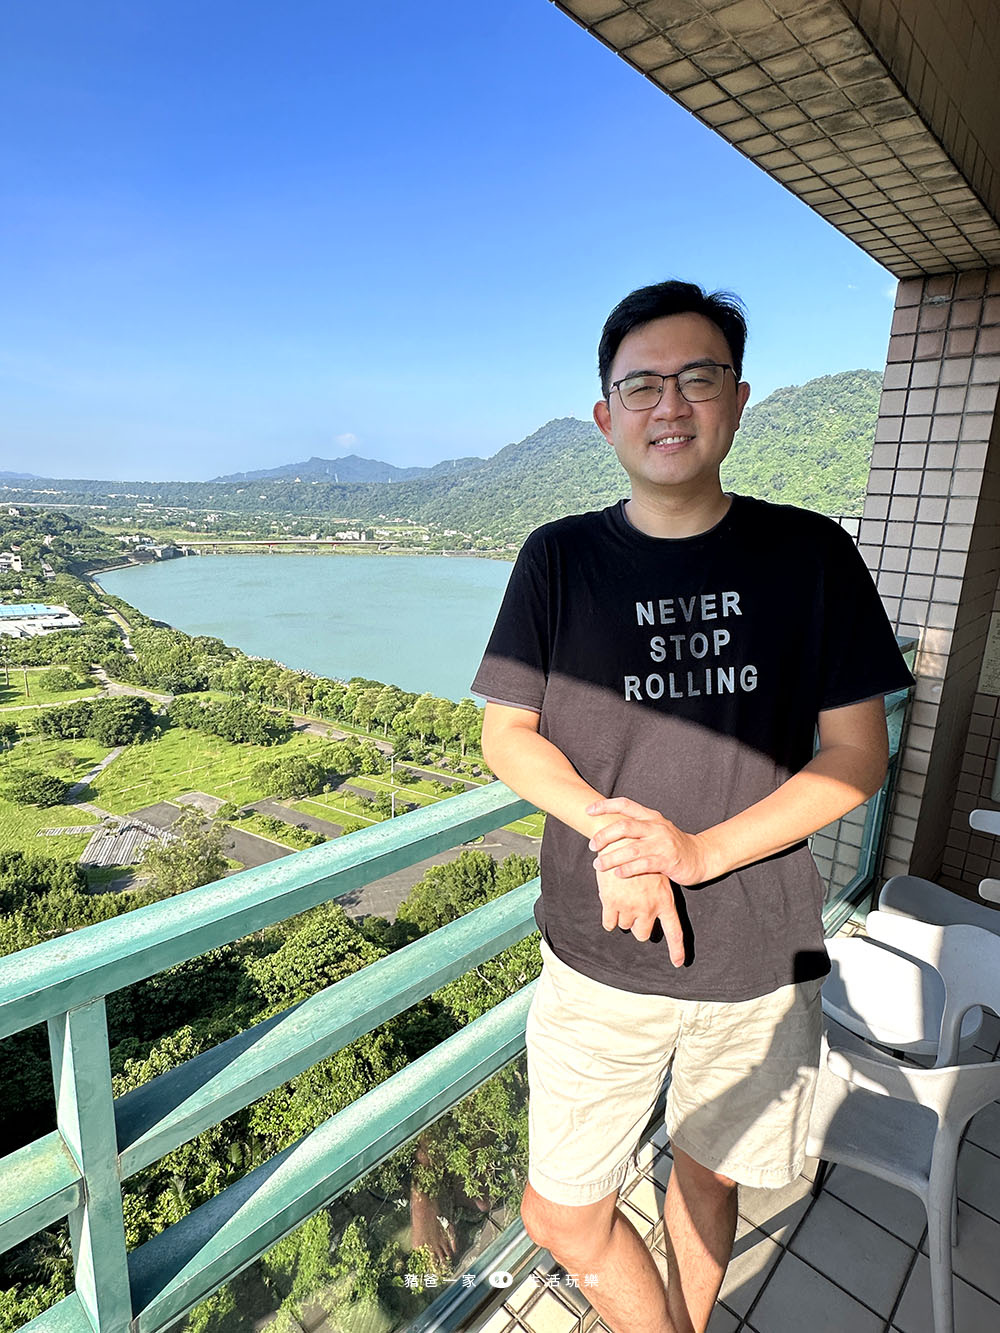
[[90, 727, 326, 814], [7, 734, 110, 781], [0, 799, 99, 860], [236, 811, 324, 848], [294, 768, 544, 839], [0, 669, 102, 710], [292, 792, 381, 826], [0, 735, 105, 859]]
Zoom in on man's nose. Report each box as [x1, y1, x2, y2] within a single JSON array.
[[651, 379, 693, 418]]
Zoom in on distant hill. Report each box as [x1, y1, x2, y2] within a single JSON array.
[[0, 470, 40, 481], [0, 370, 880, 539], [212, 453, 486, 484], [722, 369, 881, 514]]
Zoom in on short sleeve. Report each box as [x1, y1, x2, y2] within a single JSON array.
[[818, 521, 914, 711], [471, 530, 551, 710]]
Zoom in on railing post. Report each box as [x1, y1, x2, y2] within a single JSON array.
[[48, 1000, 132, 1333]]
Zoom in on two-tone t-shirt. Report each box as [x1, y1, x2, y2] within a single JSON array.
[[472, 496, 914, 1001]]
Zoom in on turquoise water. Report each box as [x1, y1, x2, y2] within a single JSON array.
[[96, 554, 514, 702]]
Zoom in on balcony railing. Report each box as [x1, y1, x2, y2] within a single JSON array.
[[0, 672, 913, 1333]]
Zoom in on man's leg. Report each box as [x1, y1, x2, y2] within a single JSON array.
[[659, 1146, 738, 1333], [521, 1181, 676, 1333]]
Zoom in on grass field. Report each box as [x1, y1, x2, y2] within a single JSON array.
[[293, 768, 544, 839], [0, 799, 99, 860], [0, 669, 102, 710], [236, 811, 325, 848], [90, 727, 325, 814], [292, 790, 381, 827], [0, 705, 541, 868], [0, 735, 107, 859]]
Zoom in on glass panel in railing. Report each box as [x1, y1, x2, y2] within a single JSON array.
[[169, 1052, 531, 1333], [811, 798, 871, 909]]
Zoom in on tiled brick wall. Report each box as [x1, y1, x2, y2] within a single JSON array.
[[861, 268, 1000, 890]]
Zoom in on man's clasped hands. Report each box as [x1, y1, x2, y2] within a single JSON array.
[[586, 797, 714, 967]]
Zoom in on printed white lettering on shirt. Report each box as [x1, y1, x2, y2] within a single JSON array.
[[629, 590, 752, 701], [635, 591, 741, 626]]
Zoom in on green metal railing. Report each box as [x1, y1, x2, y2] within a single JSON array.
[[0, 782, 538, 1333], [0, 666, 913, 1333]]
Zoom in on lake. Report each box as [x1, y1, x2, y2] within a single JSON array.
[[96, 554, 514, 702]]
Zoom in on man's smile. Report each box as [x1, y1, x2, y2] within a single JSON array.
[[650, 432, 695, 450]]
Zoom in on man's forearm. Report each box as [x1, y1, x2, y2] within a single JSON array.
[[696, 741, 887, 881], [589, 738, 888, 888], [483, 722, 606, 840]]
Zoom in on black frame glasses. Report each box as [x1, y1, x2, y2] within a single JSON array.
[[610, 363, 734, 410]]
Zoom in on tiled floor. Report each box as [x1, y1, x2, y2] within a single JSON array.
[[474, 1010, 1000, 1333]]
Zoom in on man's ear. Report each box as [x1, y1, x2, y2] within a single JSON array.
[[734, 380, 751, 429], [593, 398, 613, 443]]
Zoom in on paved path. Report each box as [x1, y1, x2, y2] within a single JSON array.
[[130, 801, 290, 869], [335, 826, 540, 922], [65, 746, 125, 803], [248, 798, 343, 837], [91, 667, 172, 704], [0, 697, 102, 713]]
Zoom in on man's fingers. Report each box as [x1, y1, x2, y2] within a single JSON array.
[[658, 909, 686, 967], [601, 902, 619, 932], [589, 819, 644, 851], [594, 847, 656, 875]]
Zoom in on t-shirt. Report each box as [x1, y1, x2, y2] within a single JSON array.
[[472, 496, 914, 1001]]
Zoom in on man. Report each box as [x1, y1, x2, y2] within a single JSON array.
[[471, 281, 913, 1333]]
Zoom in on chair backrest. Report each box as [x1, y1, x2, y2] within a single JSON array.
[[878, 873, 1000, 936], [866, 911, 996, 1063], [823, 936, 946, 1053]]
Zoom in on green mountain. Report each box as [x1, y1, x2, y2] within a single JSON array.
[[722, 369, 880, 514], [1, 370, 879, 540]]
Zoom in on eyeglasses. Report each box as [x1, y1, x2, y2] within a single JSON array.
[[610, 363, 734, 410]]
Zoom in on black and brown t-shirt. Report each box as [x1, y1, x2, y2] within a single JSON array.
[[472, 496, 914, 1001]]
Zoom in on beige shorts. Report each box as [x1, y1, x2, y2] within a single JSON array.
[[525, 938, 823, 1205]]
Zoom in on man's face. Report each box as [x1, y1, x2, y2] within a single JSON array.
[[593, 313, 750, 499]]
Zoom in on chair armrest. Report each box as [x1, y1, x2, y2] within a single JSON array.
[[970, 809, 1000, 837], [979, 878, 1000, 904]]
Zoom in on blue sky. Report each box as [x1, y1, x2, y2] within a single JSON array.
[[2, 0, 896, 482]]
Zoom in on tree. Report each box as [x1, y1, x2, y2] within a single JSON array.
[[432, 700, 456, 754], [393, 849, 537, 938], [241, 902, 385, 1012], [452, 698, 482, 755], [373, 685, 404, 735], [39, 666, 85, 692], [0, 719, 18, 751], [0, 768, 68, 808], [250, 754, 325, 798], [89, 696, 156, 745], [351, 687, 379, 733], [409, 693, 437, 743], [139, 810, 229, 898]]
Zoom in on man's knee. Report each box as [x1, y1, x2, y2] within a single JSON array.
[[520, 1183, 617, 1266], [670, 1146, 738, 1198]]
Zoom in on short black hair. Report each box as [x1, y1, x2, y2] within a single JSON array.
[[598, 280, 748, 397]]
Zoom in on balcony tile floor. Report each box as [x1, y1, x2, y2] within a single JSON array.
[[476, 1013, 1000, 1333]]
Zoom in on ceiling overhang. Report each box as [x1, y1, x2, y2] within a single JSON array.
[[552, 0, 1000, 276]]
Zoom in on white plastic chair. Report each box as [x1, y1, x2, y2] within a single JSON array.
[[879, 808, 1000, 919], [807, 1036, 1000, 1333], [865, 912, 999, 1065], [970, 809, 1000, 902], [821, 935, 983, 1064]]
